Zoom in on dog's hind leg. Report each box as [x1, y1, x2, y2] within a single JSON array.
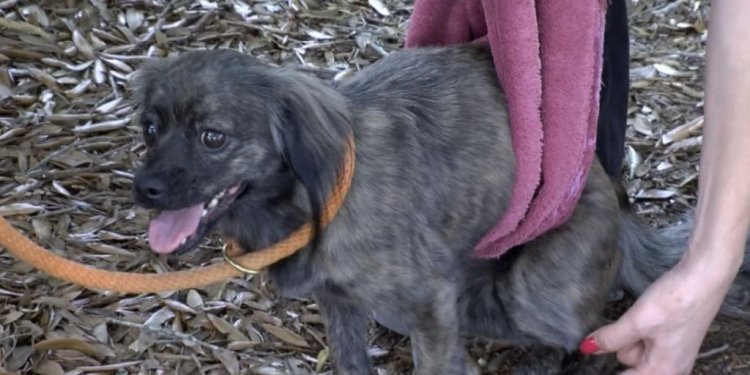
[[407, 281, 469, 375], [459, 162, 623, 374], [502, 164, 622, 374], [511, 345, 621, 375], [372, 296, 479, 375], [316, 291, 375, 375], [512, 346, 566, 375]]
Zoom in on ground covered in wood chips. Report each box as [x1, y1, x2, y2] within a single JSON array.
[[1, 0, 749, 374]]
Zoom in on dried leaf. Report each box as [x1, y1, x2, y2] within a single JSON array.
[[232, 0, 252, 18], [33, 338, 101, 357], [632, 114, 653, 137], [227, 340, 259, 351], [144, 306, 175, 327], [86, 243, 137, 257], [213, 349, 241, 375], [0, 203, 44, 216], [93, 323, 109, 343], [635, 188, 678, 200], [73, 30, 95, 59], [51, 180, 72, 197], [199, 0, 219, 10], [101, 57, 133, 73], [72, 118, 130, 133], [0, 70, 11, 99], [93, 59, 107, 84], [34, 360, 65, 375], [369, 0, 391, 16], [0, 1, 737, 372], [28, 68, 58, 90], [261, 323, 310, 348], [187, 289, 204, 308], [162, 299, 197, 314], [626, 146, 642, 180], [248, 366, 287, 375], [128, 330, 157, 353], [32, 218, 52, 240], [667, 135, 703, 152], [0, 16, 53, 41], [95, 97, 123, 114], [51, 149, 94, 167], [64, 79, 92, 97], [316, 347, 330, 372], [6, 346, 33, 372], [305, 29, 334, 40], [2, 310, 24, 325], [41, 57, 93, 72], [653, 62, 692, 77], [0, 127, 26, 142], [208, 314, 250, 342], [656, 161, 673, 171], [125, 8, 144, 30], [661, 116, 704, 145], [21, 5, 50, 28]]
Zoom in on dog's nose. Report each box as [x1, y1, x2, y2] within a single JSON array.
[[137, 176, 167, 201]]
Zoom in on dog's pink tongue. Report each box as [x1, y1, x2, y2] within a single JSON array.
[[148, 205, 203, 254]]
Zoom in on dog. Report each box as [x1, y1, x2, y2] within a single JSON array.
[[129, 44, 750, 374]]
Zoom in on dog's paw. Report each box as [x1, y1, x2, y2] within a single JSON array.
[[512, 346, 565, 375], [464, 356, 481, 375], [559, 352, 621, 375], [606, 287, 626, 302]]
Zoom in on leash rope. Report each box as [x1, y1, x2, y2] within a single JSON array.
[[0, 136, 355, 294]]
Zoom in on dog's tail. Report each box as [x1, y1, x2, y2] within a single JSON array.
[[615, 186, 750, 320]]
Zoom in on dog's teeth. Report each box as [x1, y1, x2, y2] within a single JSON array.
[[202, 209, 208, 217], [216, 190, 226, 199], [208, 197, 219, 209], [180, 238, 187, 246]]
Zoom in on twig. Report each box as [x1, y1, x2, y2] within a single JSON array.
[[652, 0, 687, 16], [697, 343, 730, 359], [104, 317, 230, 355], [71, 361, 142, 371], [30, 163, 123, 179]]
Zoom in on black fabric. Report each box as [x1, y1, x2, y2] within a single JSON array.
[[596, 0, 630, 178]]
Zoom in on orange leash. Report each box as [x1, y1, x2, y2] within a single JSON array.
[[0, 136, 355, 294]]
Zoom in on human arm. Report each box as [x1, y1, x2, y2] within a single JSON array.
[[581, 1, 750, 374]]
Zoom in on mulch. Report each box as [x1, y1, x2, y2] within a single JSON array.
[[1, 0, 748, 373]]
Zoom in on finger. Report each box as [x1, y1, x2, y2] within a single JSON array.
[[619, 365, 671, 375], [619, 365, 659, 375], [617, 342, 646, 368], [581, 315, 643, 355], [639, 337, 695, 375]]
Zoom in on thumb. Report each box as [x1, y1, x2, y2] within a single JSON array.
[[580, 315, 643, 355]]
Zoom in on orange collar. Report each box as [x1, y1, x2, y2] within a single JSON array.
[[221, 134, 356, 274], [0, 134, 355, 294]]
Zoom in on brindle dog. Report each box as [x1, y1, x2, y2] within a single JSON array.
[[130, 44, 750, 374]]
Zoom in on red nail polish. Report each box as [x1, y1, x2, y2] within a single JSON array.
[[579, 336, 599, 355]]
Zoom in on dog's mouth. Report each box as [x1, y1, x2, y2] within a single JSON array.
[[147, 183, 245, 255]]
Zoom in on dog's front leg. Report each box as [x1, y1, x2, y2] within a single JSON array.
[[408, 284, 469, 375], [316, 293, 374, 375]]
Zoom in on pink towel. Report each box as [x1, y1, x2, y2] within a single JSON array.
[[405, 0, 607, 258]]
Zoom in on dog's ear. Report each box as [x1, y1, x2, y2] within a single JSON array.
[[128, 58, 172, 106], [270, 73, 353, 245]]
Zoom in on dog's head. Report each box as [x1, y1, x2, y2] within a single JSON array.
[[129, 49, 352, 255]]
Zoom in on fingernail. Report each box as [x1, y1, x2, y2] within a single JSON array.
[[579, 336, 600, 355]]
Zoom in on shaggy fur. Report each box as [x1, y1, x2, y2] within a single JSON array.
[[130, 44, 750, 374]]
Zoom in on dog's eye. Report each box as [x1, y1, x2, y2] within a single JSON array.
[[142, 120, 158, 146], [200, 129, 226, 149]]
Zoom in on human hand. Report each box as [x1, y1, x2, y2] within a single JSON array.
[[580, 1, 750, 373], [579, 253, 738, 375]]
